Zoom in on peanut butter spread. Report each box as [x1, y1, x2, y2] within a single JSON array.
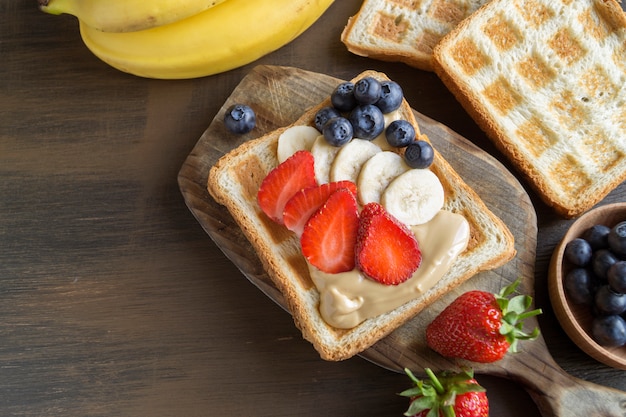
[[309, 210, 469, 329]]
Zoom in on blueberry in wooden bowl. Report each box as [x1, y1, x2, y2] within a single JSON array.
[[549, 202, 626, 370]]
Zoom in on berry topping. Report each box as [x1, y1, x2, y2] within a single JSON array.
[[348, 104, 385, 141], [404, 140, 435, 169], [353, 76, 382, 105], [283, 181, 357, 237], [300, 188, 359, 274], [257, 150, 317, 224], [331, 81, 357, 112], [314, 106, 341, 132], [224, 103, 256, 134], [322, 116, 353, 146], [355, 202, 421, 285], [375, 80, 403, 113], [385, 119, 415, 148]]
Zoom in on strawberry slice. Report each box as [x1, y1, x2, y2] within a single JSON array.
[[300, 188, 359, 274], [355, 202, 421, 285], [283, 181, 357, 237], [257, 150, 317, 224]]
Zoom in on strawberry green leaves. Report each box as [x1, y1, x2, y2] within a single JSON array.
[[399, 368, 488, 417], [495, 280, 542, 354]]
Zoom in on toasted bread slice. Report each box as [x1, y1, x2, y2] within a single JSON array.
[[341, 0, 490, 71], [207, 70, 515, 361], [433, 0, 626, 218]]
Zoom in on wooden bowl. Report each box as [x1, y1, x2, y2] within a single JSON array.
[[548, 202, 626, 370]]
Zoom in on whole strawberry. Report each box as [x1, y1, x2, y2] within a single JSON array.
[[399, 368, 488, 417], [426, 280, 542, 363]]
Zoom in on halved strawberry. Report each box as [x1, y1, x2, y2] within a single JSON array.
[[283, 181, 357, 236], [300, 188, 359, 274], [355, 202, 421, 285], [257, 150, 317, 224]]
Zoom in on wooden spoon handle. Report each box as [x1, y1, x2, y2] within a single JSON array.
[[526, 379, 626, 417], [489, 345, 626, 416]]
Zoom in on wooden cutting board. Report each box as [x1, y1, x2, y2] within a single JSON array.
[[178, 65, 626, 416]]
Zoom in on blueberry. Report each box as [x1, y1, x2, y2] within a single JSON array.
[[385, 120, 415, 148], [375, 80, 403, 113], [224, 104, 256, 134], [331, 82, 357, 112], [348, 104, 385, 140], [404, 140, 434, 169], [608, 221, 626, 258], [353, 77, 382, 105], [583, 224, 610, 250], [564, 268, 595, 305], [564, 238, 592, 267], [314, 106, 341, 132], [591, 314, 626, 347], [592, 249, 619, 280], [595, 285, 626, 315], [322, 117, 353, 147], [607, 261, 626, 293]]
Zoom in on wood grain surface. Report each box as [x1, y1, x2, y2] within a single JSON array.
[[3, 1, 626, 416], [179, 65, 626, 417]]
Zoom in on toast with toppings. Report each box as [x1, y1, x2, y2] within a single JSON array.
[[341, 0, 490, 71], [433, 0, 626, 218], [207, 70, 515, 361]]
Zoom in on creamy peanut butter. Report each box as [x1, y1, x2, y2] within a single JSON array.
[[309, 210, 470, 329]]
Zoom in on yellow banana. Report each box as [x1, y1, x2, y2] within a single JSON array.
[[78, 0, 335, 79], [38, 0, 229, 33]]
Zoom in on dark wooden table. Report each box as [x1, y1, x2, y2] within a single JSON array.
[[3, 2, 625, 416]]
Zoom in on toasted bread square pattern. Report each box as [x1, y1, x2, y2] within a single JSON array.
[[437, 0, 626, 216], [373, 11, 410, 42], [342, 0, 490, 70]]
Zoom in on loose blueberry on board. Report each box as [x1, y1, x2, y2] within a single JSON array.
[[385, 120, 415, 148], [331, 82, 357, 112], [224, 103, 256, 134], [404, 140, 434, 169], [353, 76, 382, 105], [348, 104, 385, 140], [322, 117, 353, 147], [314, 106, 341, 132], [375, 80, 403, 113], [564, 238, 593, 267], [592, 315, 626, 347]]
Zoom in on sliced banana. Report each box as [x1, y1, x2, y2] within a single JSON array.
[[277, 125, 320, 163], [357, 151, 410, 205], [311, 135, 342, 184], [330, 139, 381, 184], [381, 169, 444, 226]]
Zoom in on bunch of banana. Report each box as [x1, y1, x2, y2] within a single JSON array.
[[38, 0, 335, 79]]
